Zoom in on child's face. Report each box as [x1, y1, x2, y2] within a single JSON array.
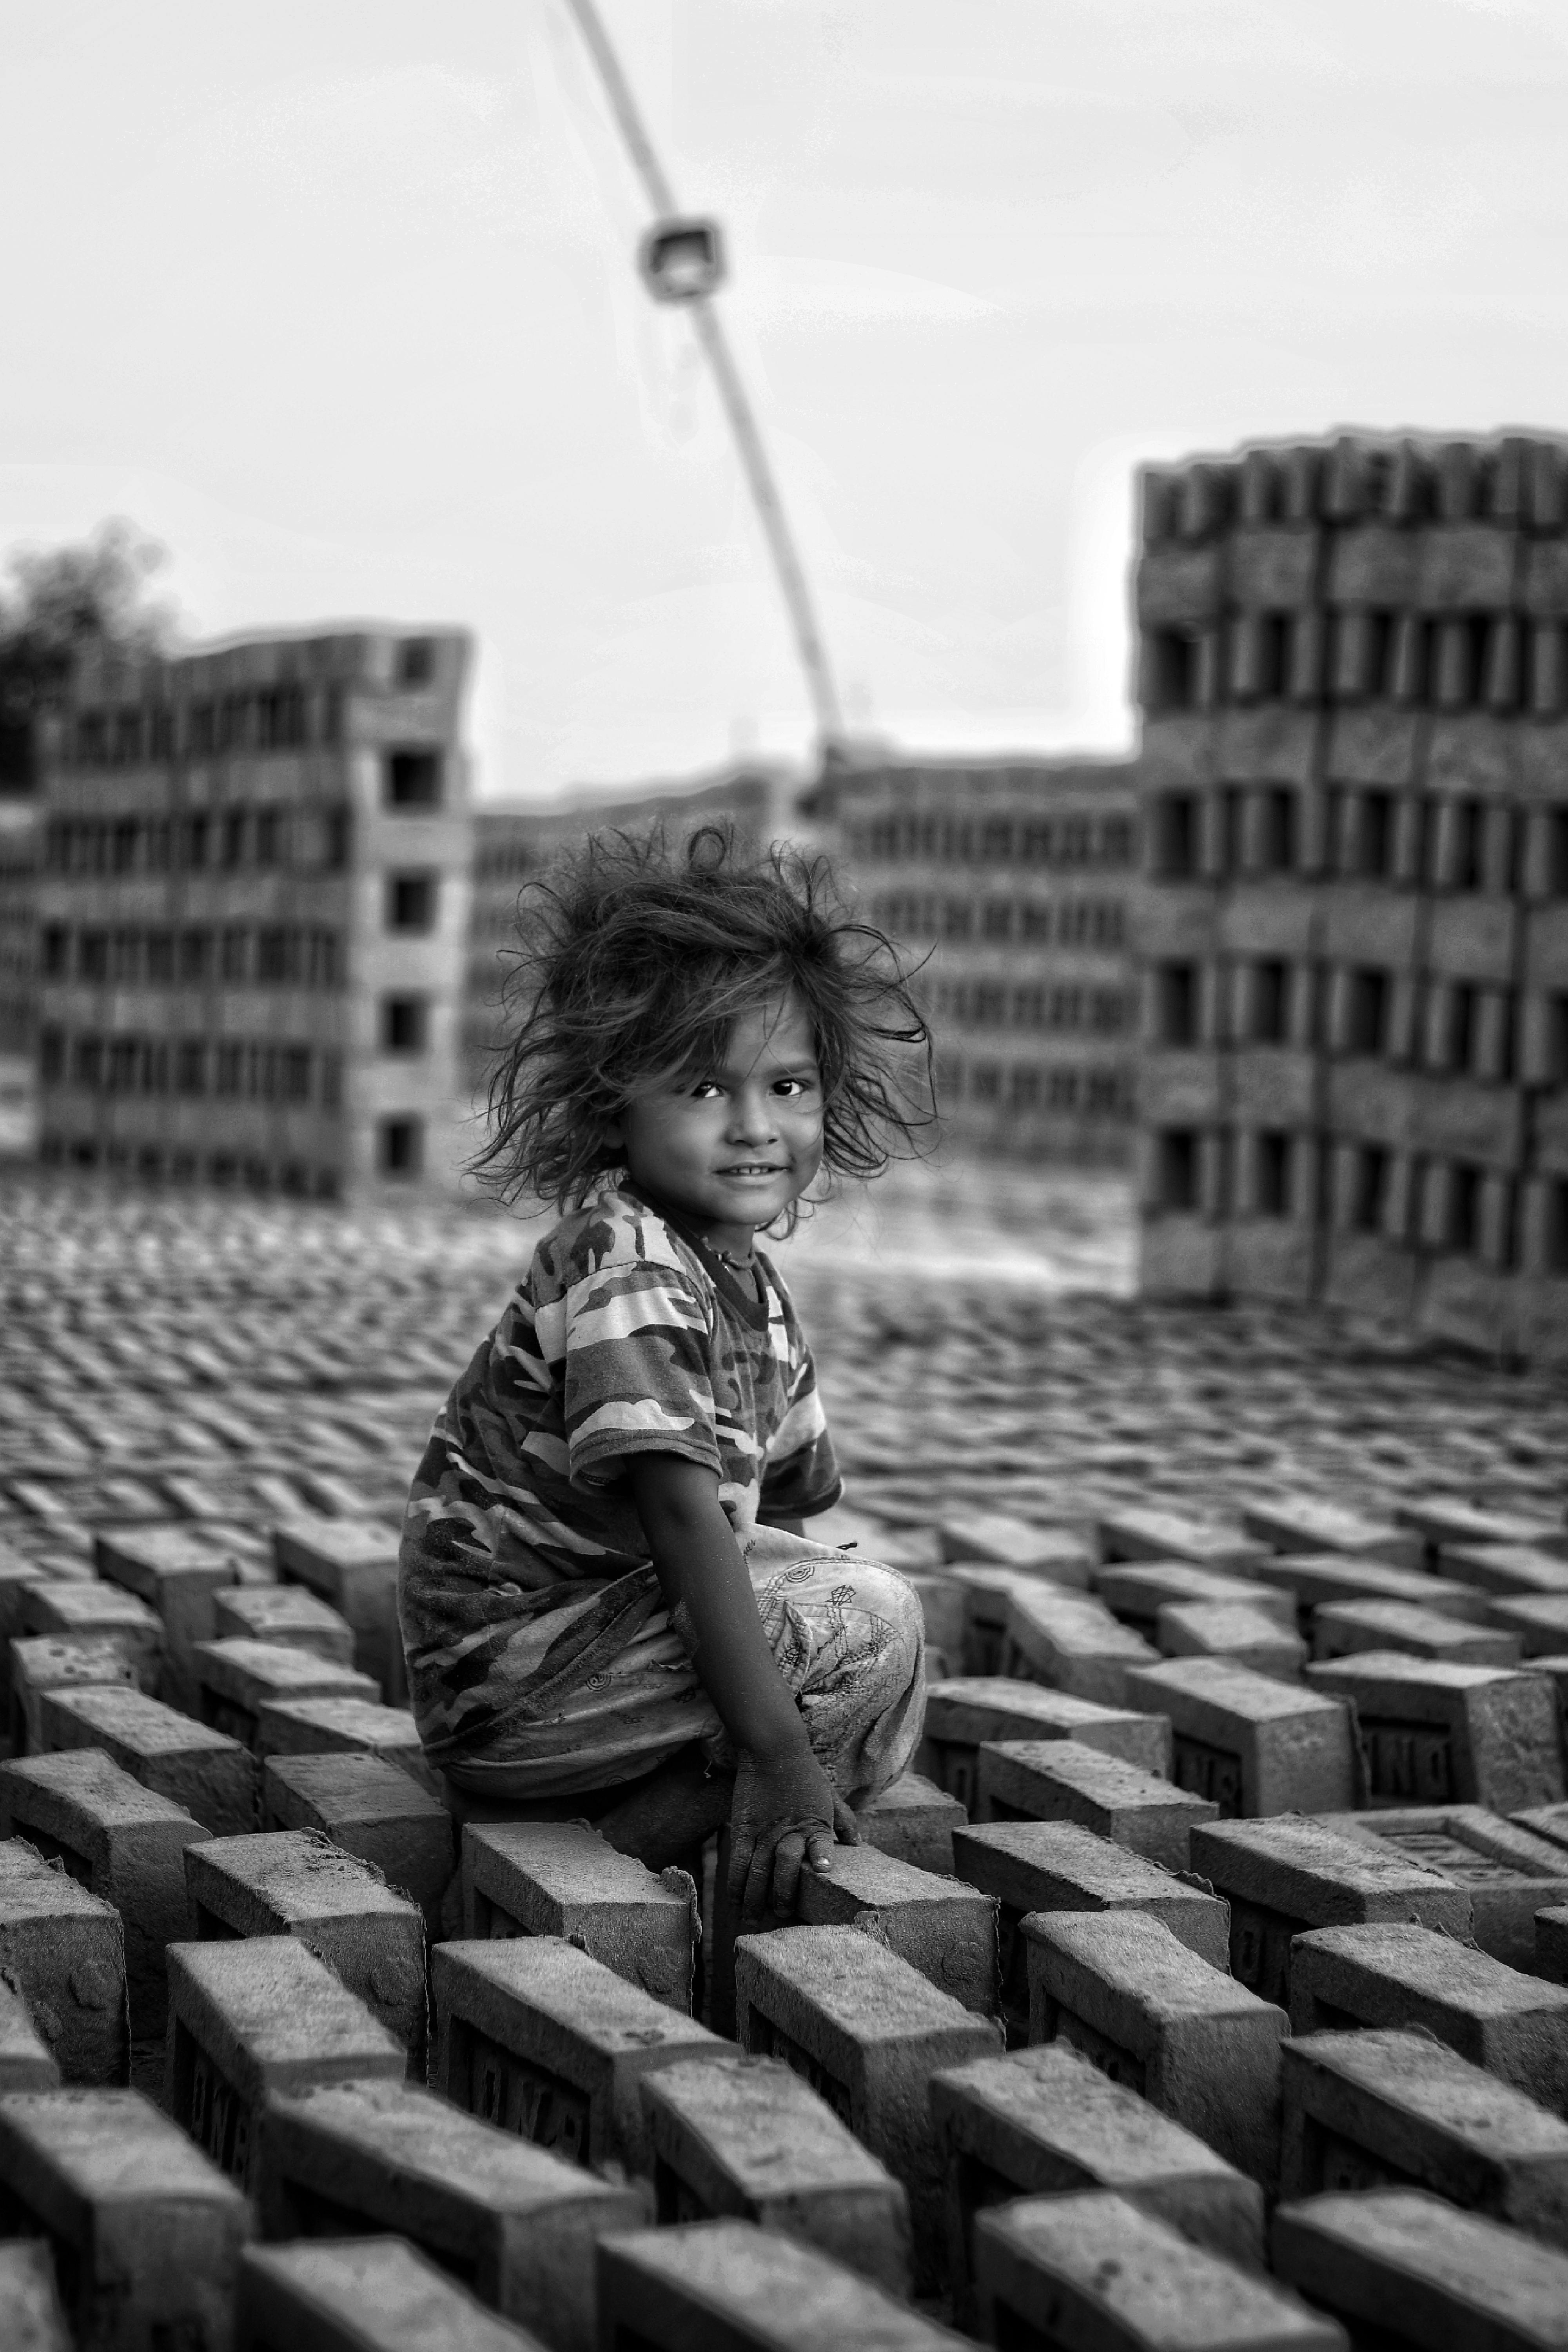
[[606, 991, 824, 1255]]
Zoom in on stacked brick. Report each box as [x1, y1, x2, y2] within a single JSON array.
[[1134, 431, 1568, 1362], [0, 1176, 1567, 2343], [31, 628, 474, 1196], [818, 755, 1140, 1166]]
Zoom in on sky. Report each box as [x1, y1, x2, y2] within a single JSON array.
[[5, 0, 1568, 802]]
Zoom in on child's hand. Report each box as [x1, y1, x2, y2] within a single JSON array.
[[728, 1743, 840, 1923]]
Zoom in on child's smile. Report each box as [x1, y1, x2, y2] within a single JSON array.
[[606, 992, 824, 1258]]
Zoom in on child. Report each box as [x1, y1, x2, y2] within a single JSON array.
[[399, 825, 933, 1923]]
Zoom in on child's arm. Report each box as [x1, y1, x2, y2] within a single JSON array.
[[628, 1454, 842, 1920]]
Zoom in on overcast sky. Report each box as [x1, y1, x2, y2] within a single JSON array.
[[5, 2, 1568, 800]]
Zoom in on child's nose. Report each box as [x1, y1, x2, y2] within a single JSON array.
[[727, 1089, 776, 1141]]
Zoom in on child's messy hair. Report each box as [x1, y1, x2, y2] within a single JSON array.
[[473, 822, 934, 1219]]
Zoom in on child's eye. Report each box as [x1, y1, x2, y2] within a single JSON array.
[[690, 1080, 724, 1099], [773, 1076, 816, 1098]]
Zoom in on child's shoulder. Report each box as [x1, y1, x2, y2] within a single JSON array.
[[525, 1185, 707, 1300]]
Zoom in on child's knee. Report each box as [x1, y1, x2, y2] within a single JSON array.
[[853, 1563, 926, 1684]]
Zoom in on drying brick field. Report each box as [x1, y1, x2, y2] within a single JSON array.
[[1, 1158, 1567, 2348]]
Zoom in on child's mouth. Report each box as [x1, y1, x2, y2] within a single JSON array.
[[718, 1164, 785, 1178]]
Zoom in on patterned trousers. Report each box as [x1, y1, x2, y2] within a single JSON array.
[[437, 1524, 927, 1806]]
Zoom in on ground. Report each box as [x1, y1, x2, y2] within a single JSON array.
[[0, 1156, 1561, 1568]]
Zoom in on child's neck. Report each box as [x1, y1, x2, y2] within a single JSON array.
[[626, 1177, 757, 1265]]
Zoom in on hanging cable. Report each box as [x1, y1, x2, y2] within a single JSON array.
[[561, 0, 846, 755]]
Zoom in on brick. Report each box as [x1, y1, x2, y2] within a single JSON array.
[[236, 2239, 544, 2352], [256, 1693, 434, 1793], [1532, 1655, 1568, 1757], [1193, 1811, 1469, 2011], [1489, 1592, 1568, 1655], [8, 1633, 135, 1754], [940, 1509, 1095, 1586], [855, 1771, 967, 1875], [37, 1684, 256, 1835], [1518, 1801, 1568, 1858], [734, 1923, 1002, 2291], [1439, 1543, 1568, 1599], [262, 1751, 454, 1936], [1099, 1507, 1268, 1572], [94, 1522, 242, 1711], [1024, 1910, 1288, 2186], [212, 1581, 356, 1662], [20, 1580, 162, 1691], [900, 1572, 966, 1676], [1279, 2027, 1568, 2242], [1241, 1493, 1421, 1566], [978, 1739, 1215, 1873], [1156, 1599, 1306, 1679], [1240, 1552, 1493, 1632], [0, 2240, 69, 2351], [0, 1840, 126, 2084], [1125, 1657, 1356, 1816], [0, 2087, 250, 2347], [255, 2076, 641, 2352], [1095, 1561, 1298, 1639], [796, 1842, 998, 2016], [919, 1676, 1169, 1813], [165, 1936, 405, 2189], [1316, 1806, 1568, 1970], [185, 1828, 426, 2063], [1396, 1499, 1567, 1568], [0, 1556, 53, 1683], [973, 2190, 1337, 2352], [956, 1816, 1229, 2040], [944, 1564, 1048, 1676], [1305, 1654, 1566, 1813], [461, 1820, 695, 2012], [1002, 1588, 1158, 1707], [431, 1934, 726, 2176], [595, 2218, 962, 2352], [1290, 1921, 1568, 2112], [1272, 2185, 1568, 2352], [192, 1635, 377, 1749], [274, 1515, 405, 1702], [639, 2052, 911, 2295], [1541, 1906, 1568, 1983], [0, 1976, 61, 2089], [1312, 1598, 1521, 1665], [0, 1748, 210, 2038], [931, 2043, 1262, 2330]]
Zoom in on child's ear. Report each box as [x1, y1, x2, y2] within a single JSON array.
[[600, 1115, 624, 1149]]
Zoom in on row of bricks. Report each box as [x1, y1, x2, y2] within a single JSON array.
[[11, 1575, 1567, 1908], [1140, 434, 1568, 543], [0, 1509, 408, 1705], [912, 1588, 1568, 1819], [7, 1898, 1568, 2347], [5, 1387, 1563, 1554], [5, 1715, 1568, 2053], [12, 2174, 1561, 2352]]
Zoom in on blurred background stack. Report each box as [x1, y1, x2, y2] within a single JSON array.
[[1133, 431, 1568, 1364]]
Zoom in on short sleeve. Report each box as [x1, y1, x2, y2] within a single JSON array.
[[562, 1253, 722, 1491], [759, 1347, 842, 1521]]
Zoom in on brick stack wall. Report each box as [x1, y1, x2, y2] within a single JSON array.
[[1134, 431, 1568, 1364]]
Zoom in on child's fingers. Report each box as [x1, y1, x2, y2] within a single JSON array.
[[769, 1828, 810, 1917], [742, 1829, 782, 1924], [726, 1826, 758, 1909], [832, 1795, 859, 1845]]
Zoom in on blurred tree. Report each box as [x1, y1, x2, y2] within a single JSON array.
[[0, 520, 175, 791]]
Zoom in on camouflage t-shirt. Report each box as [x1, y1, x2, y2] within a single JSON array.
[[398, 1184, 841, 1767]]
